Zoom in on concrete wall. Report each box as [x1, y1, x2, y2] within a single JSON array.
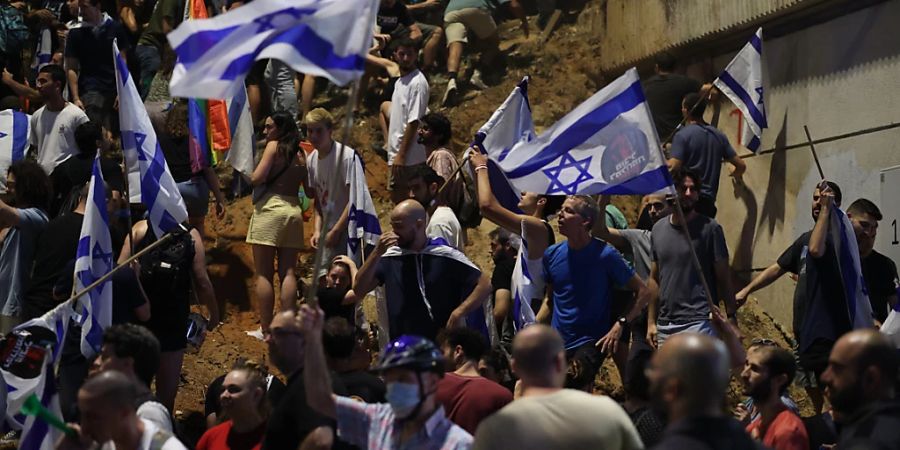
[[693, 1, 900, 326]]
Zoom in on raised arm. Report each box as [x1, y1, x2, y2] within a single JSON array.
[[592, 195, 628, 250], [300, 305, 337, 419], [808, 181, 834, 258]]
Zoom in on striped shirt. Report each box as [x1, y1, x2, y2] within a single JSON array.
[[335, 395, 473, 450]]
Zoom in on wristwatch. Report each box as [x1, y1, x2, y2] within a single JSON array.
[[617, 317, 628, 326]]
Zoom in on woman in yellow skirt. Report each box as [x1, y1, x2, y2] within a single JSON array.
[[247, 111, 307, 335]]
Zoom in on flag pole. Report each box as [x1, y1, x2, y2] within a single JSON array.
[[803, 125, 826, 180], [120, 156, 135, 260], [66, 231, 176, 308], [305, 79, 362, 309]]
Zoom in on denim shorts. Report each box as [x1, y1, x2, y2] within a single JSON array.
[[177, 177, 210, 217]]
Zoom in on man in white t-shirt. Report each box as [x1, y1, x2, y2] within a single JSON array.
[[406, 164, 464, 250], [60, 371, 187, 450], [305, 108, 358, 274], [381, 37, 429, 204], [29, 64, 88, 175], [473, 325, 643, 450]]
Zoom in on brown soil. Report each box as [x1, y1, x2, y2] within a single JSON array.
[[175, 2, 813, 444]]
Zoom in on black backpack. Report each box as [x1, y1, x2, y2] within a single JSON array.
[[138, 228, 195, 293]]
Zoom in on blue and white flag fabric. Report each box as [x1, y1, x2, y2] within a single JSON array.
[[30, 28, 52, 76], [0, 110, 30, 193], [347, 151, 381, 265], [72, 155, 113, 358], [468, 76, 534, 214], [881, 288, 900, 348], [511, 221, 536, 331], [16, 352, 63, 450], [226, 85, 255, 178], [114, 40, 189, 236], [495, 68, 674, 196], [829, 206, 874, 329], [713, 27, 767, 152], [381, 237, 491, 341], [2, 302, 74, 431], [167, 0, 377, 99]]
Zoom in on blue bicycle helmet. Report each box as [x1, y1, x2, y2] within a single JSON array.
[[372, 335, 445, 373]]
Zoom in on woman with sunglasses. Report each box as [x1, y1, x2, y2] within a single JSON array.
[[197, 360, 270, 450], [246, 111, 308, 338]]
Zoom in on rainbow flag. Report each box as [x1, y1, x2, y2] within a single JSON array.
[[185, 0, 231, 172]]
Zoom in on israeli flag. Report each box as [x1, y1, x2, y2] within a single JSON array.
[[496, 68, 674, 196], [226, 85, 255, 178], [469, 76, 535, 214], [72, 155, 114, 358], [347, 152, 381, 265], [881, 286, 900, 348], [0, 110, 30, 194], [713, 27, 767, 152], [511, 221, 536, 331], [3, 302, 74, 431], [114, 41, 189, 236], [30, 28, 52, 75], [167, 0, 377, 99], [829, 206, 874, 329], [17, 353, 64, 450]]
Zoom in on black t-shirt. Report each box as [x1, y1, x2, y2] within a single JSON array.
[[22, 212, 84, 321], [838, 400, 900, 450], [148, 103, 195, 182], [491, 257, 514, 293], [336, 370, 386, 404], [642, 73, 702, 140], [204, 373, 288, 417], [653, 416, 763, 450], [376, 2, 414, 35], [861, 250, 899, 323], [49, 154, 124, 218], [49, 259, 147, 325], [262, 371, 349, 450], [777, 231, 850, 356], [65, 19, 131, 94]]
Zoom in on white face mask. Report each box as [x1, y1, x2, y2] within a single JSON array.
[[385, 381, 421, 418]]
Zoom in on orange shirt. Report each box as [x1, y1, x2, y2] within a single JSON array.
[[746, 408, 809, 450]]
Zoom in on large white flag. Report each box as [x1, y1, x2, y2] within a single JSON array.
[[0, 110, 30, 193], [167, 0, 377, 99], [114, 40, 189, 236], [830, 206, 874, 330], [495, 68, 674, 196], [226, 85, 255, 178], [713, 27, 767, 152], [73, 155, 113, 358]]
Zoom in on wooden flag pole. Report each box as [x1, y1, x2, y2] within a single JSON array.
[[803, 125, 826, 180]]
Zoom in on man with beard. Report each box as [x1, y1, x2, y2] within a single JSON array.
[[646, 333, 761, 450], [262, 310, 349, 450], [846, 199, 899, 325], [407, 165, 464, 249], [354, 200, 491, 341], [648, 168, 736, 347], [417, 113, 464, 216], [381, 38, 430, 204], [473, 325, 642, 449], [821, 329, 900, 449], [736, 181, 849, 413], [302, 305, 474, 449], [740, 344, 808, 450], [488, 227, 518, 347]]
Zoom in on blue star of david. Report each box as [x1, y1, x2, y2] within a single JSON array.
[[92, 242, 113, 274], [254, 8, 305, 32], [755, 86, 764, 106], [0, 131, 7, 139], [542, 154, 593, 195], [131, 131, 148, 161]]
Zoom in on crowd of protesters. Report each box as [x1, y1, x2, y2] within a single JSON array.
[[1, 0, 899, 449]]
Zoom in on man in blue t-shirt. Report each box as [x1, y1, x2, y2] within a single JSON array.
[[539, 195, 652, 381], [667, 92, 746, 218]]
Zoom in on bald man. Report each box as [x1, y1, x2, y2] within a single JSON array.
[[821, 329, 900, 448], [354, 200, 491, 341], [60, 371, 187, 450], [474, 325, 643, 450], [647, 333, 761, 450]]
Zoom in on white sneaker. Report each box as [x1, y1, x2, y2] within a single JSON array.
[[442, 78, 458, 106], [470, 70, 488, 90], [246, 327, 265, 341]]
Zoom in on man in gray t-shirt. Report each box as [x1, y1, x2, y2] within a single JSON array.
[[667, 92, 746, 218], [648, 168, 736, 347]]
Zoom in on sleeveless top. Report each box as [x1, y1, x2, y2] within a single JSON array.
[[523, 220, 555, 300]]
